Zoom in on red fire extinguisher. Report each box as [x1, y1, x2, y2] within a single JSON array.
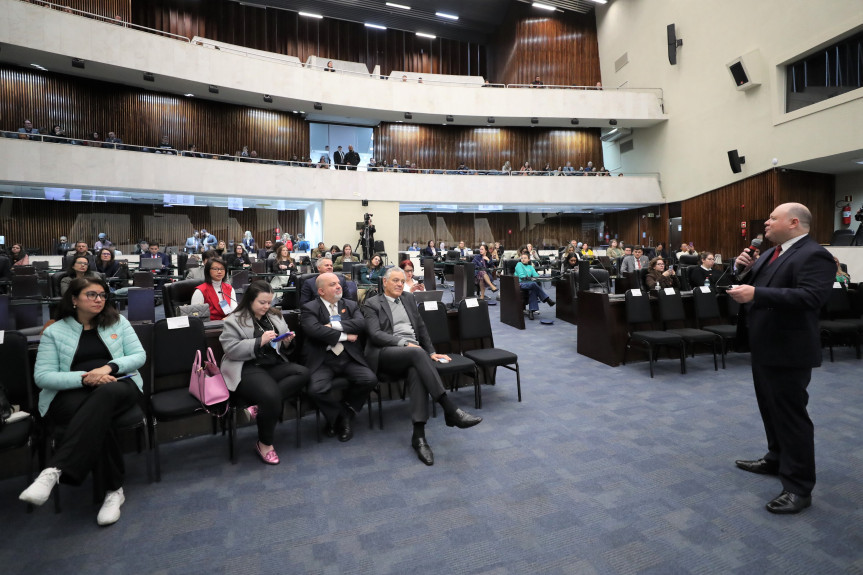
[[842, 205, 852, 225]]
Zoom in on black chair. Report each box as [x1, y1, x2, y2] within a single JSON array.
[[678, 254, 700, 266], [0, 331, 38, 511], [819, 286, 861, 362], [11, 265, 36, 276], [622, 289, 687, 378], [657, 288, 722, 370], [830, 229, 855, 246], [691, 286, 738, 359], [162, 279, 201, 318], [418, 301, 480, 408], [132, 271, 155, 288], [457, 299, 521, 403], [149, 317, 221, 481]]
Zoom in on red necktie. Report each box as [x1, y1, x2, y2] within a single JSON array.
[[767, 246, 782, 265], [636, 260, 641, 270]]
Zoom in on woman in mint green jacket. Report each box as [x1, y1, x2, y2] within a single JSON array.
[[514, 252, 555, 320], [20, 277, 145, 526]]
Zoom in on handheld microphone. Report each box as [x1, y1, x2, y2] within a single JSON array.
[[735, 238, 763, 277]]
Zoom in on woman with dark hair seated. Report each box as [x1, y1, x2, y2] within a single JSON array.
[[645, 257, 679, 290], [20, 277, 146, 525], [191, 257, 237, 320], [421, 240, 437, 259], [688, 252, 716, 287], [227, 243, 251, 270], [561, 253, 580, 273], [94, 248, 122, 278], [359, 253, 385, 285], [10, 243, 29, 266], [514, 253, 555, 320], [219, 281, 309, 465], [471, 245, 498, 300], [61, 255, 99, 295], [334, 244, 358, 272]]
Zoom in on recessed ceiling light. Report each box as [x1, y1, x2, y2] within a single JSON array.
[[386, 2, 410, 9], [299, 11, 323, 19], [589, 0, 608, 4], [532, 2, 556, 10], [416, 32, 436, 39], [30, 64, 48, 71], [365, 23, 387, 30], [436, 12, 458, 20], [184, 93, 194, 97]]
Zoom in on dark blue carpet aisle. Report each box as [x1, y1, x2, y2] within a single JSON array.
[[2, 288, 862, 574]]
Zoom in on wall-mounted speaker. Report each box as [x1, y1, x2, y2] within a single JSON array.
[[727, 149, 746, 174], [727, 50, 762, 91], [667, 24, 683, 65]]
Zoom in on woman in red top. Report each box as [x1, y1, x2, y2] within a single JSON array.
[[190, 258, 238, 320]]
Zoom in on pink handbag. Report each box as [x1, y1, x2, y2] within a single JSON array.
[[189, 348, 229, 415]]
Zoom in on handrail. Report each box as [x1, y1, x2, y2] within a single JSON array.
[[20, 0, 191, 42], [1, 130, 661, 178]]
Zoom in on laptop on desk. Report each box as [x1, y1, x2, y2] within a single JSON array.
[[412, 290, 444, 304], [138, 257, 163, 271]]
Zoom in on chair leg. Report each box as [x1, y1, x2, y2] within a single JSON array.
[[515, 363, 522, 402], [295, 396, 302, 449], [622, 337, 631, 365], [139, 421, 153, 483], [368, 393, 374, 429], [473, 367, 481, 410], [377, 389, 384, 430], [153, 421, 162, 482], [229, 407, 237, 465], [315, 408, 322, 443], [680, 344, 687, 374], [647, 346, 654, 378]]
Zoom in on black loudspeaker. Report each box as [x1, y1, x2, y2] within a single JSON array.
[[727, 150, 746, 174], [361, 199, 369, 207], [728, 62, 749, 87], [577, 260, 591, 293], [667, 24, 682, 65]]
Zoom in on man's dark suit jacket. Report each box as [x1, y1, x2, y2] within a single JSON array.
[[362, 292, 435, 374], [737, 236, 834, 368], [144, 252, 172, 270], [333, 150, 346, 168], [300, 298, 369, 372], [299, 274, 347, 307]]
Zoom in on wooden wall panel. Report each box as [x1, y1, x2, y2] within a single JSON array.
[[24, 0, 130, 22], [605, 169, 834, 259], [130, 0, 487, 78], [0, 197, 304, 257], [398, 212, 599, 252], [0, 65, 309, 160], [488, 4, 600, 86], [375, 124, 602, 171]]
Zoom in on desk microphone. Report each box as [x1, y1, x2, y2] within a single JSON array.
[[734, 238, 762, 277]]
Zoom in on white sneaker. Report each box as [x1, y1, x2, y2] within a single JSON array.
[[19, 467, 61, 506], [97, 487, 125, 526]]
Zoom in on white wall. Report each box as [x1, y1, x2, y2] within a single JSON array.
[[322, 200, 399, 264], [835, 172, 863, 230], [595, 0, 863, 203]]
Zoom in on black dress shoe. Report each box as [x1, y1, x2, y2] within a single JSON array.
[[766, 490, 811, 514], [444, 408, 483, 429], [528, 310, 535, 320], [338, 412, 354, 443], [735, 458, 779, 475], [323, 423, 337, 438], [412, 437, 434, 466], [545, 298, 556, 307]]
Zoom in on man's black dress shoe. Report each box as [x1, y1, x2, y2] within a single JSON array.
[[545, 298, 556, 307], [766, 490, 811, 514], [735, 458, 779, 475], [412, 437, 434, 466], [444, 408, 483, 429], [338, 412, 354, 443], [323, 423, 337, 438], [528, 310, 535, 320]]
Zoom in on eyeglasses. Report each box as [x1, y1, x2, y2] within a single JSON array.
[[210, 267, 226, 273], [83, 291, 108, 301]]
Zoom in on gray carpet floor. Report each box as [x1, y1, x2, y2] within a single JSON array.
[[2, 287, 862, 574]]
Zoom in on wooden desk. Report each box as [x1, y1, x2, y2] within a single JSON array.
[[553, 275, 578, 325]]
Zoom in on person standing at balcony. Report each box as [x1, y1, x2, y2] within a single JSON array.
[[531, 75, 543, 87], [333, 146, 346, 170], [345, 145, 361, 171], [17, 119, 40, 140], [104, 131, 123, 150]]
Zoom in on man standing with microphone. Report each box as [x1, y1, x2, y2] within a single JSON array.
[[727, 203, 834, 514]]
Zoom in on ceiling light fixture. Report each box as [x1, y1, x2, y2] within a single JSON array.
[[589, 0, 608, 4], [208, 85, 219, 94], [365, 23, 387, 30], [143, 72, 155, 82], [184, 93, 195, 97], [416, 32, 436, 39], [299, 11, 323, 19], [30, 64, 48, 71], [531, 118, 539, 124], [263, 94, 273, 103], [532, 2, 556, 11], [386, 2, 411, 9], [314, 102, 323, 110], [436, 12, 458, 20], [570, 118, 579, 125], [72, 58, 85, 69], [404, 112, 413, 119]]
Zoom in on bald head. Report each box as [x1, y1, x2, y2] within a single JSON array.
[[765, 202, 812, 244], [316, 272, 342, 303], [782, 202, 812, 229]]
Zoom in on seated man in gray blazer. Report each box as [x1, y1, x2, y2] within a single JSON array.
[[300, 273, 377, 442], [362, 267, 482, 466], [619, 246, 649, 275]]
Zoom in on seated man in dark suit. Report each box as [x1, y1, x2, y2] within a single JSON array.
[[300, 273, 377, 442], [363, 267, 482, 466], [144, 241, 172, 286], [299, 257, 347, 306]]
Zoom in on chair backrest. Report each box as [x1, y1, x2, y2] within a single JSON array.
[[31, 260, 49, 271], [824, 285, 851, 318], [11, 275, 40, 299], [132, 271, 154, 288], [344, 280, 358, 302], [725, 294, 741, 321], [624, 289, 653, 325], [502, 258, 519, 276], [691, 286, 721, 322], [639, 267, 650, 291], [656, 288, 686, 323], [152, 317, 206, 392], [251, 260, 266, 274], [127, 287, 156, 322], [830, 229, 855, 246], [230, 269, 250, 289], [0, 331, 33, 410], [678, 254, 700, 266], [162, 279, 202, 318], [11, 265, 36, 276], [456, 298, 493, 342], [417, 301, 450, 346], [49, 271, 67, 298]]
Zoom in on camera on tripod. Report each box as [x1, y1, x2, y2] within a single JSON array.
[[855, 206, 863, 222]]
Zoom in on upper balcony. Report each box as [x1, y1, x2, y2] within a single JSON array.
[[0, 0, 667, 130]]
